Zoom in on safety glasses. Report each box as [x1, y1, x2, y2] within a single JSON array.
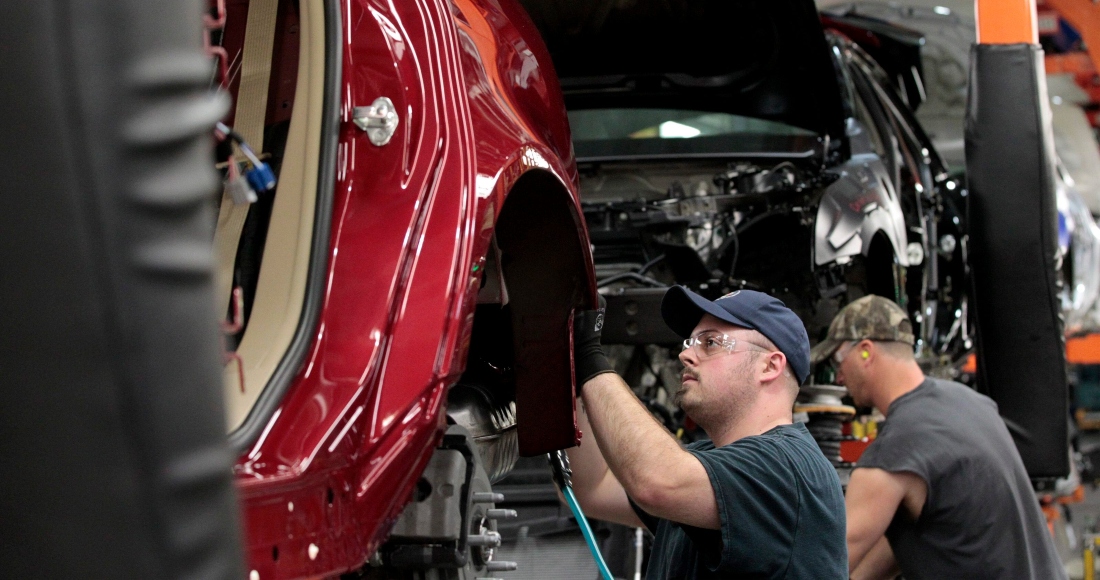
[[832, 341, 857, 366], [682, 330, 767, 360]]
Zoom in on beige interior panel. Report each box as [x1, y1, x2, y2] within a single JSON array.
[[224, 0, 326, 431]]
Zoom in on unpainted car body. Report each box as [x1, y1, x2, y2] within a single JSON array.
[[828, 1, 1100, 334], [522, 0, 970, 376], [1057, 164, 1100, 334]]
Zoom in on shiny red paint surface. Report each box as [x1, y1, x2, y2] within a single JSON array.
[[233, 0, 590, 577]]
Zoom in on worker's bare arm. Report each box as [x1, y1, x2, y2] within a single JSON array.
[[566, 403, 644, 528], [850, 536, 900, 580], [581, 372, 720, 530], [846, 467, 925, 572]]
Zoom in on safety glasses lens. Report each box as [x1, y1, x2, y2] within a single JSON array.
[[680, 331, 730, 359]]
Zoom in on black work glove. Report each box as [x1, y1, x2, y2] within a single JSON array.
[[573, 295, 615, 394]]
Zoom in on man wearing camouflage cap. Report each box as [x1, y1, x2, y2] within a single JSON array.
[[813, 295, 1063, 580]]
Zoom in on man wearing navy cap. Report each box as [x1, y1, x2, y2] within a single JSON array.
[[567, 286, 847, 579]]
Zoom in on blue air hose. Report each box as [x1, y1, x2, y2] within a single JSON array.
[[549, 450, 615, 580], [563, 485, 616, 580]]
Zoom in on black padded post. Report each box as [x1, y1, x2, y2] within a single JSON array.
[[965, 44, 1069, 479]]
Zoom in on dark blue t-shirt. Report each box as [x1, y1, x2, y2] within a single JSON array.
[[630, 423, 847, 579]]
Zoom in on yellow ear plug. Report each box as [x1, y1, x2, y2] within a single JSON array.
[[862, 351, 869, 359]]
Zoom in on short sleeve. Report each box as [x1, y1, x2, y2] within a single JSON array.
[[688, 440, 800, 574], [857, 423, 931, 484], [856, 382, 936, 487], [628, 496, 660, 534]]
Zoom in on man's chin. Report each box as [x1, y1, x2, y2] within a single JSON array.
[[671, 381, 693, 407], [671, 389, 684, 408], [675, 391, 700, 415]]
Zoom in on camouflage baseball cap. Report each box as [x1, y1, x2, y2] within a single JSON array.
[[809, 295, 915, 364]]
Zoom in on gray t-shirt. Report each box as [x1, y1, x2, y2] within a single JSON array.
[[857, 378, 1064, 579]]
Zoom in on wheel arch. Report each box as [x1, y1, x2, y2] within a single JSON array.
[[814, 162, 910, 270], [492, 168, 594, 456], [863, 231, 904, 303]]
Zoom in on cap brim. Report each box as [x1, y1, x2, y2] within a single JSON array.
[[809, 337, 844, 365], [660, 286, 754, 338]]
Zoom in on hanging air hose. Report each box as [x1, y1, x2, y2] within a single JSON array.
[[549, 450, 615, 580]]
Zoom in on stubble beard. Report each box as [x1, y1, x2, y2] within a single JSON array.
[[842, 370, 870, 408], [677, 355, 758, 432], [671, 371, 692, 408], [848, 381, 871, 408]]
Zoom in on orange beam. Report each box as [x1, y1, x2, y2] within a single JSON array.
[[976, 0, 1039, 44], [1044, 53, 1100, 106], [1045, 0, 1100, 96], [1067, 334, 1100, 364], [965, 335, 1100, 367]]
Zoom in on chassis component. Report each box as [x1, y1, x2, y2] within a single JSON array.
[[356, 426, 518, 579]]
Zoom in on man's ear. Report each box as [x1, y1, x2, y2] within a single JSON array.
[[760, 350, 787, 383], [858, 339, 874, 362]]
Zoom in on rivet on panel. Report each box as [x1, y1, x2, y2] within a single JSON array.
[[288, 502, 294, 512], [308, 543, 320, 560]]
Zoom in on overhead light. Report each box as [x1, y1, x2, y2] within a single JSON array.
[[658, 121, 702, 138], [933, 6, 951, 15]]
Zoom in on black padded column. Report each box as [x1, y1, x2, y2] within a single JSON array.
[[965, 43, 1069, 479]]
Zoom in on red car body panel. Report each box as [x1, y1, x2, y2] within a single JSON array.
[[230, 0, 591, 577]]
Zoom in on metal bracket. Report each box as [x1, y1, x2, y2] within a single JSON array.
[[380, 426, 517, 573], [353, 96, 399, 146]]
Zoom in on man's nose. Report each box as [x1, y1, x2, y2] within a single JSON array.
[[678, 347, 697, 367]]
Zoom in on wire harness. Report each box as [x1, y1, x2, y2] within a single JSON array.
[[214, 121, 276, 204]]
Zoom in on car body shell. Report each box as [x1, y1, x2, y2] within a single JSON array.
[[1057, 164, 1100, 333], [831, 1, 1100, 335], [564, 20, 966, 361], [227, 0, 593, 577]]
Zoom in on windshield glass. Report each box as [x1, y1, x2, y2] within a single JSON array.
[[569, 108, 819, 160]]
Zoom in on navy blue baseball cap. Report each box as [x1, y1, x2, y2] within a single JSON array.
[[661, 286, 811, 384]]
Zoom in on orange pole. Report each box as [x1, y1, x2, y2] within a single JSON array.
[[976, 0, 1039, 44]]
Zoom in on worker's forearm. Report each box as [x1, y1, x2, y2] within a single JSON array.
[[580, 372, 682, 495], [846, 467, 909, 573], [847, 526, 881, 572], [850, 536, 898, 580], [566, 403, 612, 499]]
